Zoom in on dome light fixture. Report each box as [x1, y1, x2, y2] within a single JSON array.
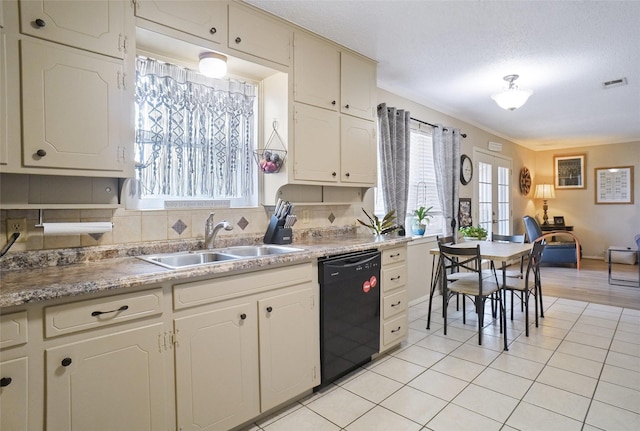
[[491, 74, 533, 111], [199, 52, 227, 78]]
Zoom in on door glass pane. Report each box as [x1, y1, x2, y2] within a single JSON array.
[[478, 161, 492, 234], [497, 166, 510, 235]]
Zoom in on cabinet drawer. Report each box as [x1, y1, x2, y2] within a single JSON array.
[[382, 314, 407, 348], [0, 311, 28, 349], [382, 290, 407, 320], [44, 288, 163, 338], [173, 263, 313, 310], [381, 264, 406, 293], [382, 247, 406, 265]]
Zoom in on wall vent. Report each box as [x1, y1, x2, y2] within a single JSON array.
[[602, 77, 628, 89]]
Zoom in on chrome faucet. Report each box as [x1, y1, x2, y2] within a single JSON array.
[[204, 213, 233, 249]]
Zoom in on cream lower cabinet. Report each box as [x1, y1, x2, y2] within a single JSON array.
[[0, 356, 29, 431], [173, 263, 319, 431], [380, 246, 409, 353], [45, 323, 168, 431]]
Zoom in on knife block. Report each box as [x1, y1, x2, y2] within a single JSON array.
[[263, 216, 292, 244]]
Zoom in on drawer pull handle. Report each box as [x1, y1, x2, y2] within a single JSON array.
[[391, 301, 401, 307], [209, 27, 217, 34], [391, 326, 402, 333], [390, 276, 401, 281], [0, 377, 12, 387], [266, 306, 273, 313], [240, 313, 247, 320], [35, 18, 46, 28], [390, 253, 400, 258], [91, 305, 129, 317], [61, 358, 72, 367]]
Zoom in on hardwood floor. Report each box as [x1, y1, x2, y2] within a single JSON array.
[[540, 258, 640, 310]]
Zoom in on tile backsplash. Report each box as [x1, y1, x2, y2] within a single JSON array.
[[0, 204, 367, 253]]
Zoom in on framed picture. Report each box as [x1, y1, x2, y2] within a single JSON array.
[[458, 198, 472, 228], [595, 166, 634, 204], [553, 216, 565, 226], [554, 154, 586, 189]]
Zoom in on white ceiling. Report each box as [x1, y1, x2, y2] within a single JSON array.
[[245, 0, 640, 151]]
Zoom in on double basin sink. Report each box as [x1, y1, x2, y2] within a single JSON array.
[[139, 245, 305, 270]]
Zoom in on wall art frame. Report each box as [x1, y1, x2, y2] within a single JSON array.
[[458, 198, 472, 228], [595, 166, 634, 204], [554, 154, 586, 189]]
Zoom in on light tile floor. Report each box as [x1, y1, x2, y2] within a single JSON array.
[[239, 295, 640, 431]]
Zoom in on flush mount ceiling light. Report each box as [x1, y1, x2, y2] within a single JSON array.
[[199, 52, 227, 78], [491, 74, 533, 111]]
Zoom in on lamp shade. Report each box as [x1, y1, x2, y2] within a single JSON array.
[[199, 52, 227, 78], [534, 184, 556, 200], [491, 88, 533, 111]]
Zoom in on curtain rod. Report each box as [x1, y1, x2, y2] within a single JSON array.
[[410, 117, 467, 138]]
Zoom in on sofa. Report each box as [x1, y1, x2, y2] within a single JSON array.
[[523, 216, 582, 268]]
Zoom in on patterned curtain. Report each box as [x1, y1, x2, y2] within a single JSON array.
[[135, 57, 256, 198], [433, 125, 461, 238], [377, 103, 411, 229]]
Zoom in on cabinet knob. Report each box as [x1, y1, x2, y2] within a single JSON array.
[[240, 313, 247, 320], [345, 172, 350, 177], [235, 37, 242, 44], [0, 377, 12, 387], [61, 357, 72, 367], [266, 306, 273, 313], [331, 100, 336, 106], [344, 104, 350, 109], [331, 172, 337, 177], [209, 27, 217, 35], [36, 149, 47, 157], [34, 18, 46, 28]]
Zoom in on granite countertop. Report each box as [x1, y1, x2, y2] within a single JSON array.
[[0, 234, 411, 308]]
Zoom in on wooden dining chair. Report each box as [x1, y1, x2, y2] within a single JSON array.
[[502, 241, 545, 336], [438, 243, 507, 350]]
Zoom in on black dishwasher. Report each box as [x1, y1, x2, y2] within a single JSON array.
[[318, 249, 381, 387]]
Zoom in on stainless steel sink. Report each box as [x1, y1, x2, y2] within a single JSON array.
[[139, 251, 239, 269], [220, 245, 305, 257], [138, 245, 305, 269]]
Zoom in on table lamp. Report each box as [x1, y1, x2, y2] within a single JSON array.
[[534, 184, 556, 225]]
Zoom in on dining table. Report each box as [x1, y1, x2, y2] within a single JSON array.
[[429, 240, 533, 350]]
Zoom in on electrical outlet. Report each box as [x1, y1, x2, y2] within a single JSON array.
[[6, 218, 27, 243]]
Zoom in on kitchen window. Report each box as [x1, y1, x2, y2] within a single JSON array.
[[133, 56, 258, 208], [375, 123, 443, 235]]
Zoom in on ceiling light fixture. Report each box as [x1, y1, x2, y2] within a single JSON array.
[[199, 52, 227, 78], [491, 74, 533, 111]]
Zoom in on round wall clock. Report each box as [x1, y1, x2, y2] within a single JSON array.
[[460, 154, 473, 185], [519, 167, 532, 195]]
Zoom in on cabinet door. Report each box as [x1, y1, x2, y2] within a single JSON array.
[[174, 303, 259, 431], [0, 357, 28, 431], [293, 103, 340, 183], [0, 26, 6, 165], [19, 0, 127, 59], [340, 115, 377, 185], [46, 323, 167, 431], [258, 287, 316, 411], [21, 38, 127, 172], [135, 0, 226, 45], [293, 32, 339, 110], [228, 4, 291, 66], [341, 51, 377, 121]]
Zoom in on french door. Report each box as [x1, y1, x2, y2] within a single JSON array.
[[473, 149, 513, 238]]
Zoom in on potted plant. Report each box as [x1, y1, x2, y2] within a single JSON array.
[[458, 224, 488, 241], [357, 208, 399, 236], [411, 206, 433, 236]]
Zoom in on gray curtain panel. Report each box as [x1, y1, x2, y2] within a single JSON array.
[[433, 125, 461, 238], [377, 103, 411, 229]]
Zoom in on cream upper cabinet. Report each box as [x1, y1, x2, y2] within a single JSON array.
[[19, 0, 128, 59], [258, 287, 316, 411], [174, 302, 260, 431], [45, 323, 168, 431], [293, 103, 340, 183], [340, 115, 377, 185], [341, 51, 377, 121], [228, 3, 291, 67], [293, 31, 339, 110], [0, 357, 29, 431], [20, 38, 129, 172], [0, 26, 7, 166], [135, 0, 227, 45]]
